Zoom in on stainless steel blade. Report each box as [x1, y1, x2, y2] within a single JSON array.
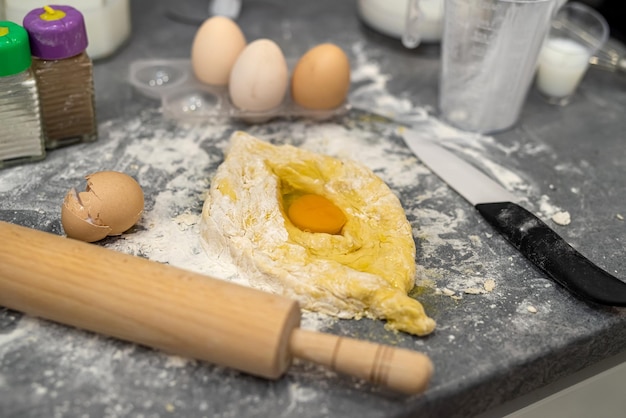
[[401, 128, 518, 206]]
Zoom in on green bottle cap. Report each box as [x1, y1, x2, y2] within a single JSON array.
[[0, 21, 33, 77]]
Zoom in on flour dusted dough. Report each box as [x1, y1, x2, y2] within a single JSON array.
[[201, 131, 435, 336]]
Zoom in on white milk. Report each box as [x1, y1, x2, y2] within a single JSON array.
[[536, 37, 591, 98]]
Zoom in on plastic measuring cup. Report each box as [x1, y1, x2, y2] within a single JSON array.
[[439, 0, 559, 134]]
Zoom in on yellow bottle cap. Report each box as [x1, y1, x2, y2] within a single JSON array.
[[40, 5, 67, 21]]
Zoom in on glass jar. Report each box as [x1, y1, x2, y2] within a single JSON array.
[[23, 5, 97, 149], [0, 21, 46, 168]]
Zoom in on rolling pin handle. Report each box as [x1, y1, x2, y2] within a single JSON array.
[[289, 328, 433, 395]]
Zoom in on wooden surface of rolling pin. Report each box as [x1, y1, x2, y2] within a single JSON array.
[[0, 221, 433, 394]]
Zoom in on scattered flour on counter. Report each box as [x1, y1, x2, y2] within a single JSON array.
[[2, 41, 566, 316], [283, 383, 324, 417], [164, 356, 191, 369], [350, 40, 571, 226], [0, 316, 30, 347], [464, 278, 497, 295], [3, 57, 553, 322], [538, 194, 570, 224], [414, 206, 475, 260], [436, 278, 497, 299], [0, 39, 573, 411], [350, 41, 430, 122], [100, 122, 245, 286]]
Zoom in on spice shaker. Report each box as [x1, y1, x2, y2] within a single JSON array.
[[0, 21, 46, 168], [23, 5, 97, 149]]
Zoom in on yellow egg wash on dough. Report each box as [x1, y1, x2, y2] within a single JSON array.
[[201, 131, 435, 336]]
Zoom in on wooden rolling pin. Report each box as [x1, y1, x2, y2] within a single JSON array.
[[0, 221, 433, 394]]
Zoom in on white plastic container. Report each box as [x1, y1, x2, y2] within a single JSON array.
[[357, 0, 443, 43], [5, 0, 131, 60]]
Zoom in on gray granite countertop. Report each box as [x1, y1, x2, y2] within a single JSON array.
[[1, 1, 626, 417]]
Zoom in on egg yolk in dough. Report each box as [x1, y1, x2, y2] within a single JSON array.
[[287, 194, 346, 234]]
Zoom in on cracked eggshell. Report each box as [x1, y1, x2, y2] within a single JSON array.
[[86, 171, 144, 235], [61, 171, 145, 242], [61, 189, 112, 243]]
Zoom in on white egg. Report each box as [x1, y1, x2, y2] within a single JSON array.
[[228, 39, 288, 112]]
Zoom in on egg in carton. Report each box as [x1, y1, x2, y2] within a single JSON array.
[[128, 17, 351, 123]]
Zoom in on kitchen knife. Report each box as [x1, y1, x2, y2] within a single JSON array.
[[400, 127, 626, 306]]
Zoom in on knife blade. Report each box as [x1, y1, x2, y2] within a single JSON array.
[[400, 127, 626, 307]]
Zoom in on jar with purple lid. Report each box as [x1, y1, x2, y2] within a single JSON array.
[[23, 5, 97, 149]]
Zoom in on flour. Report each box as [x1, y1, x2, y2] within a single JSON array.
[[0, 315, 29, 347], [102, 121, 243, 285], [94, 45, 568, 304], [2, 40, 562, 326]]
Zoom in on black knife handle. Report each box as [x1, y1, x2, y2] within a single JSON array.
[[475, 202, 626, 306]]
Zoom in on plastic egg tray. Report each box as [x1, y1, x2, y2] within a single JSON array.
[[128, 59, 351, 123]]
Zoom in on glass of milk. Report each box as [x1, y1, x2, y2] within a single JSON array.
[[536, 2, 609, 106]]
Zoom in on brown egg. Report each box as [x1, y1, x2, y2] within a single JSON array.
[[61, 171, 144, 242], [291, 43, 351, 110], [191, 16, 247, 86]]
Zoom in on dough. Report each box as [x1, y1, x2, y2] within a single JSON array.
[[201, 131, 435, 336]]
